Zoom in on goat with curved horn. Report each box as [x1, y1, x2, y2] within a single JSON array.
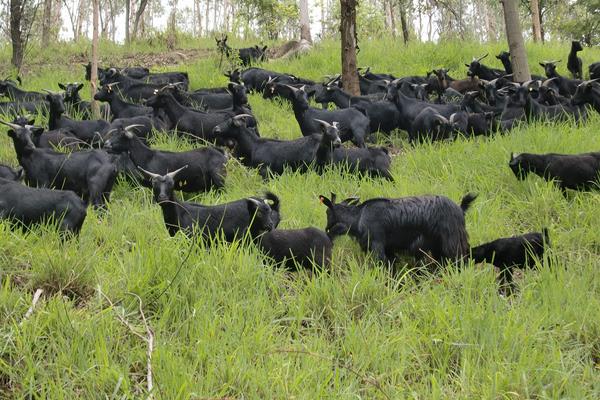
[[0, 120, 23, 130], [474, 53, 489, 62], [137, 166, 162, 179]]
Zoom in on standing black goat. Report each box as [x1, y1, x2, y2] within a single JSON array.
[[319, 192, 476, 265], [465, 54, 504, 80], [212, 115, 340, 177], [215, 35, 268, 66], [567, 41, 584, 80], [46, 91, 110, 145], [139, 165, 278, 241], [509, 151, 600, 194], [539, 61, 581, 97], [285, 85, 371, 148], [0, 178, 87, 235], [104, 124, 227, 192], [4, 121, 117, 208], [471, 229, 550, 293]]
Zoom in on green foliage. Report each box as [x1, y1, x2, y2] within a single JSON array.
[[1, 38, 600, 398]]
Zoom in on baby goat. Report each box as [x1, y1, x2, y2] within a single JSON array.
[[471, 229, 550, 293]]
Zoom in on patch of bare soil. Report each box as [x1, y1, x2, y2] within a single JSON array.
[[69, 48, 216, 69]]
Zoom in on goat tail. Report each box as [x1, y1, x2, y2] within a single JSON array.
[[460, 192, 478, 213], [264, 191, 280, 212]]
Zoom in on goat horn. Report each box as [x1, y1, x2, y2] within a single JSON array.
[[581, 78, 600, 86], [475, 53, 489, 62], [282, 84, 299, 92], [42, 89, 59, 94], [233, 114, 253, 120], [0, 120, 23, 130], [125, 124, 144, 132], [137, 166, 162, 179], [106, 82, 120, 88], [313, 119, 332, 128], [541, 77, 558, 87], [166, 165, 188, 179]]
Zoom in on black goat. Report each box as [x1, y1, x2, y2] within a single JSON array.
[[409, 107, 457, 143], [471, 229, 550, 293], [285, 85, 370, 147], [386, 80, 460, 132], [0, 178, 87, 235], [212, 115, 340, 177], [101, 68, 181, 101], [449, 111, 496, 136], [590, 62, 600, 80], [140, 165, 278, 241], [46, 92, 110, 145], [496, 51, 512, 75], [59, 82, 108, 119], [539, 61, 581, 97], [104, 124, 227, 192], [0, 164, 23, 181], [4, 121, 117, 208], [0, 80, 46, 102], [215, 35, 268, 66], [319, 192, 476, 265], [11, 116, 83, 149], [312, 120, 393, 180], [509, 151, 600, 194], [93, 83, 152, 120], [572, 79, 600, 114], [226, 68, 314, 93], [253, 227, 333, 271], [465, 54, 504, 80], [313, 84, 399, 134], [567, 41, 583, 80]]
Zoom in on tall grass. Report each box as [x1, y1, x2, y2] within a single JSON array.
[[1, 39, 600, 398]]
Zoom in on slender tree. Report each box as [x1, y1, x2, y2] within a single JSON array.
[[531, 0, 542, 42], [340, 0, 359, 96], [91, 0, 100, 119], [501, 0, 530, 82], [299, 0, 311, 42]]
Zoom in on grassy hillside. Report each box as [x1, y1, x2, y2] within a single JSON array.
[[1, 39, 600, 399]]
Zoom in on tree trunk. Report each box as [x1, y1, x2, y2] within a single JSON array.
[[10, 0, 24, 69], [399, 5, 409, 44], [299, 0, 312, 42], [501, 0, 530, 82], [131, 0, 149, 40], [530, 0, 542, 43], [41, 0, 52, 47], [340, 0, 359, 96], [125, 0, 130, 44], [91, 0, 100, 119]]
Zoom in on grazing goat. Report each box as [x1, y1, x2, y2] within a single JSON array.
[[319, 192, 476, 265], [140, 165, 278, 241], [227, 68, 314, 93], [253, 227, 333, 271], [4, 121, 117, 208], [590, 62, 600, 80], [471, 229, 550, 293], [450, 111, 496, 136], [567, 41, 583, 80], [0, 178, 87, 235], [509, 151, 600, 194], [409, 107, 456, 143], [286, 85, 371, 147], [0, 79, 46, 102], [216, 35, 268, 66], [104, 124, 227, 192], [0, 164, 23, 181], [212, 115, 340, 177]]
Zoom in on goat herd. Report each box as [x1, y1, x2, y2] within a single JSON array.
[[0, 40, 599, 293]]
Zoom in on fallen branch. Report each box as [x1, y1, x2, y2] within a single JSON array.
[[20, 288, 43, 325], [100, 289, 154, 398]]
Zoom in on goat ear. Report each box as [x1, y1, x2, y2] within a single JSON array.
[[246, 198, 261, 215], [77, 83, 84, 91], [227, 82, 236, 91], [539, 62, 546, 68], [15, 167, 24, 181], [464, 64, 470, 68], [262, 46, 268, 52], [58, 83, 66, 90], [318, 195, 333, 208], [31, 126, 44, 136], [28, 118, 35, 125]]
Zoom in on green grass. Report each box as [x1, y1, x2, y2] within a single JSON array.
[[1, 38, 600, 399]]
